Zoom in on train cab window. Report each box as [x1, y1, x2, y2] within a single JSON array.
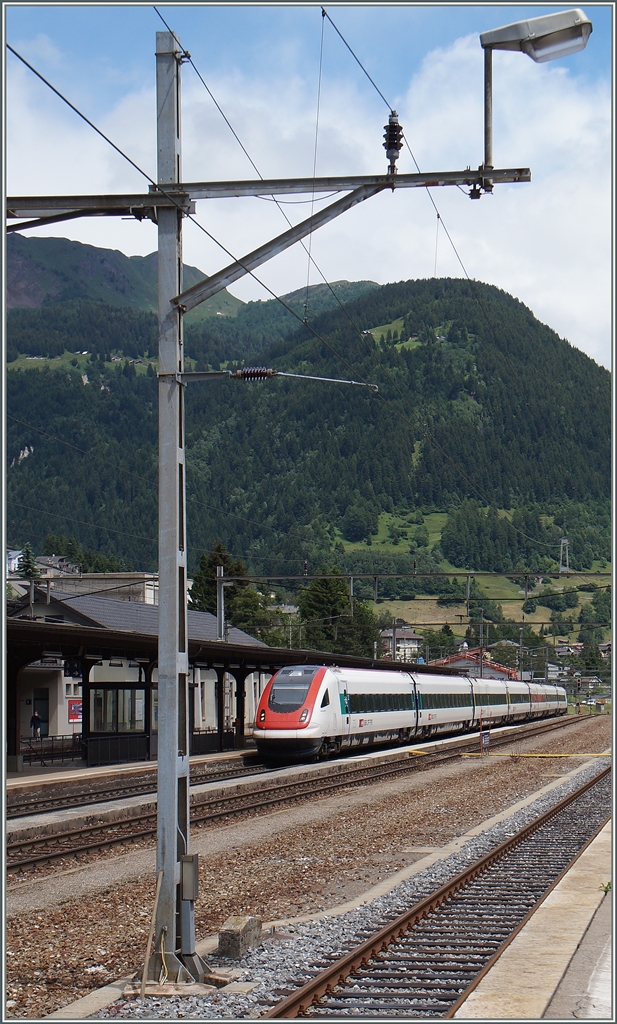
[[320, 689, 330, 708], [268, 666, 320, 713]]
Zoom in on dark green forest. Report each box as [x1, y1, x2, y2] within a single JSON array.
[[7, 265, 611, 581]]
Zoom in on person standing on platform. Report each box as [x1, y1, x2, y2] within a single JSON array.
[[30, 710, 42, 739]]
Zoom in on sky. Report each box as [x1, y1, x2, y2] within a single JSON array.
[[4, 3, 613, 369]]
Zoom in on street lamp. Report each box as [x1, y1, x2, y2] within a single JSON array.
[[479, 8, 592, 173]]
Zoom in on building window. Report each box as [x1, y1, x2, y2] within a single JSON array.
[[90, 688, 145, 733]]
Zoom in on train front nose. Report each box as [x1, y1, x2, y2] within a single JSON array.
[[254, 665, 326, 760]]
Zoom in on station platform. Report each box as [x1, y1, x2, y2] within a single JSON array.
[[6, 748, 249, 785], [454, 820, 612, 1019]]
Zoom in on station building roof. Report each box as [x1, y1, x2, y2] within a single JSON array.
[[7, 586, 264, 647]]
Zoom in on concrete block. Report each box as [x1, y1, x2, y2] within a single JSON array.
[[218, 915, 262, 958], [124, 982, 216, 999], [221, 981, 259, 993]]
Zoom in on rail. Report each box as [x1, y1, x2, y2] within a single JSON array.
[[263, 767, 611, 1018]]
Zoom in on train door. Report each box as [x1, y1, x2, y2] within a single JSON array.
[[410, 677, 420, 737], [338, 679, 352, 747]]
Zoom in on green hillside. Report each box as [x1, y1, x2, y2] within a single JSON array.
[[6, 257, 611, 588]]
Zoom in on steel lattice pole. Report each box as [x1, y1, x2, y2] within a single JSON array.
[[154, 30, 192, 966]]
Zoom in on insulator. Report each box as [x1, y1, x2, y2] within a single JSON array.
[[383, 111, 403, 154], [383, 111, 403, 175], [237, 366, 275, 381], [383, 126, 403, 149]]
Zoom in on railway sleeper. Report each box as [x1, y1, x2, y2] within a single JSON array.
[[314, 996, 457, 1008], [358, 968, 478, 978], [342, 979, 471, 991]]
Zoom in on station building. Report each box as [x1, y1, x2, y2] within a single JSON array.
[[7, 585, 269, 766]]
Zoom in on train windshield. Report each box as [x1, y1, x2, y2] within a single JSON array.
[[268, 666, 321, 713]]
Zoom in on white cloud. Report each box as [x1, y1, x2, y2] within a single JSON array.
[[7, 33, 611, 368], [12, 32, 64, 69]]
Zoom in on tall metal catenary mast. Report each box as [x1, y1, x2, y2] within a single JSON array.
[[153, 30, 201, 981]]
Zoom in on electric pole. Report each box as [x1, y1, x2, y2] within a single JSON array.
[[153, 30, 203, 982], [559, 537, 570, 574]]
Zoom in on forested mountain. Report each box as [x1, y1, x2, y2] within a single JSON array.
[[7, 233, 377, 341], [6, 240, 611, 578]]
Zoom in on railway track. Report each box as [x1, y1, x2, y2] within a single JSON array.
[[263, 767, 611, 1019], [6, 716, 585, 873], [7, 715, 578, 821], [6, 757, 268, 819]]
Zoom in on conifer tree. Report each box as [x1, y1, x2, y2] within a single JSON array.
[[16, 542, 41, 579], [297, 568, 380, 657], [189, 540, 247, 613]]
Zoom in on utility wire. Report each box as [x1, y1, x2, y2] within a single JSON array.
[[6, 500, 157, 545], [321, 7, 390, 109], [304, 8, 326, 323], [152, 1, 398, 384], [6, 42, 381, 406], [320, 8, 528, 389], [6, 44, 151, 184], [317, 10, 557, 552], [7, 413, 285, 537], [255, 193, 339, 205], [153, 5, 264, 180], [150, 4, 474, 438], [153, 4, 341, 309]]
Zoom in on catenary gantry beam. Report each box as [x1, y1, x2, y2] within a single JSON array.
[[6, 166, 530, 230]]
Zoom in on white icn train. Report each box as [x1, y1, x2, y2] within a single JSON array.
[[253, 665, 567, 760]]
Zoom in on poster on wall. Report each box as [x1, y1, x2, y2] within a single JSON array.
[[67, 699, 82, 723]]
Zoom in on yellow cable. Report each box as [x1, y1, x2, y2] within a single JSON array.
[[159, 929, 168, 985], [462, 752, 611, 758]]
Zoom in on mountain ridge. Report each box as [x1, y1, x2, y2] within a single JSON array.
[[6, 232, 243, 321]]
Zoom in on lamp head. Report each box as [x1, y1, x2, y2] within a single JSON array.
[[480, 8, 592, 63]]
